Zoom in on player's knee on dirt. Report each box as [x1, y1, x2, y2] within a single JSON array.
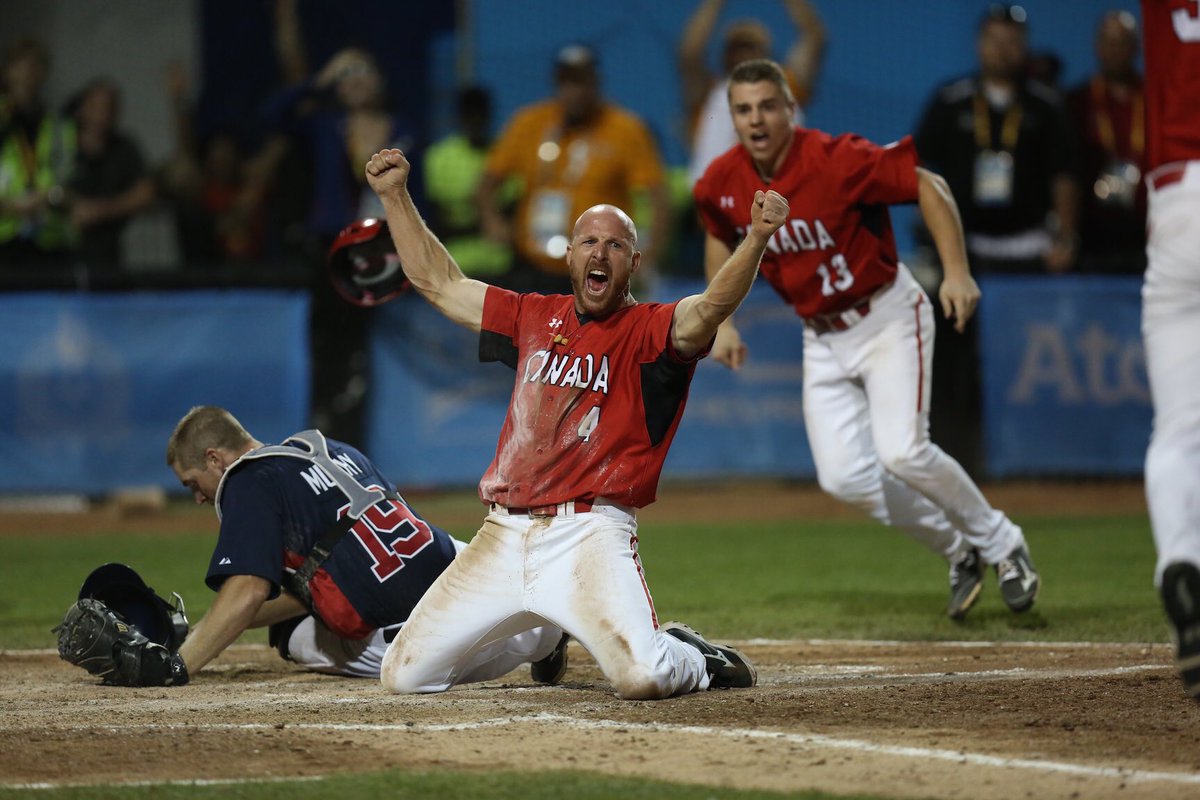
[[608, 662, 675, 700], [381, 660, 452, 694]]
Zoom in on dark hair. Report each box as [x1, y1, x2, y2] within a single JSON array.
[[62, 77, 120, 119], [457, 85, 491, 116]]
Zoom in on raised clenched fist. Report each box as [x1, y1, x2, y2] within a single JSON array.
[[750, 189, 789, 239], [364, 149, 412, 200]]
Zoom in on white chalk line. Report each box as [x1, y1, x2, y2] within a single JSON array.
[[7, 776, 326, 791], [1, 639, 1169, 658], [4, 712, 1197, 790]]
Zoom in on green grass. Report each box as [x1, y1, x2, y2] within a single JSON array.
[[636, 513, 1163, 644], [2, 510, 1163, 650], [0, 769, 898, 800], [4, 507, 1163, 650]]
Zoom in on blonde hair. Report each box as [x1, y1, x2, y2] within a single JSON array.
[[166, 406, 254, 470], [727, 58, 796, 106]]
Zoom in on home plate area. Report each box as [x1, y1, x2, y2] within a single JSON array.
[[3, 638, 1199, 799]]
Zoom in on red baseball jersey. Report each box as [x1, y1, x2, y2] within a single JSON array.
[[694, 128, 919, 319], [477, 287, 705, 509], [1141, 0, 1200, 169]]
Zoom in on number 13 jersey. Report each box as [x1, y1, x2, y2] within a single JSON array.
[[694, 127, 920, 319]]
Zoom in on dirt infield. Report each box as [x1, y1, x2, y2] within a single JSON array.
[[4, 480, 1183, 799], [3, 639, 1198, 798]]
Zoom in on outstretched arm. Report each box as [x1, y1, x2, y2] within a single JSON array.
[[780, 0, 827, 107], [917, 166, 978, 333], [672, 190, 788, 359], [177, 574, 271, 675], [365, 149, 489, 331], [679, 0, 724, 118]]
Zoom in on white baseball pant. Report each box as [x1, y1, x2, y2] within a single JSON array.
[[380, 501, 710, 699], [287, 539, 563, 679], [1143, 162, 1200, 584], [801, 263, 1025, 565]]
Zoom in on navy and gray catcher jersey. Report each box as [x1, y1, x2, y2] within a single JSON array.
[[207, 431, 457, 639]]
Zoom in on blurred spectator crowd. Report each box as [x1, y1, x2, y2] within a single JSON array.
[[0, 1, 1150, 453]]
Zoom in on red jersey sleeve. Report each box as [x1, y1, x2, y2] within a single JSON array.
[[637, 301, 710, 364], [481, 285, 521, 338], [829, 134, 920, 207], [480, 285, 527, 368]]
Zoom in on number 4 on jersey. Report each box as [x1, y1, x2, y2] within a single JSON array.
[[578, 405, 600, 441]]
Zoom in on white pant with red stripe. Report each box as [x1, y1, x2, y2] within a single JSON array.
[[380, 502, 710, 699], [1143, 162, 1200, 583], [801, 263, 1024, 565], [287, 539, 562, 679]]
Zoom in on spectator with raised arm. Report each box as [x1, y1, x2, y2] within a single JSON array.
[[679, 0, 826, 186]]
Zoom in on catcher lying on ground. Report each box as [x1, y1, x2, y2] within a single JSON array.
[[54, 405, 567, 687]]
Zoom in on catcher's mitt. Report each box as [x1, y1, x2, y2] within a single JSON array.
[[53, 598, 189, 686]]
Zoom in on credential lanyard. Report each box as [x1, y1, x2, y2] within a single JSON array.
[[1091, 77, 1144, 158], [973, 93, 1022, 153]]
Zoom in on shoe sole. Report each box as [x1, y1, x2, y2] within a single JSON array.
[[1002, 579, 1040, 614], [717, 642, 757, 688], [947, 581, 983, 621]]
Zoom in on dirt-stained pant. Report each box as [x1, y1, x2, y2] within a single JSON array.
[[380, 501, 710, 699], [288, 539, 562, 679]]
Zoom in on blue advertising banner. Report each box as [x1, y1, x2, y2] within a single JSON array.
[[0, 291, 310, 494], [366, 279, 816, 489], [978, 275, 1149, 476]]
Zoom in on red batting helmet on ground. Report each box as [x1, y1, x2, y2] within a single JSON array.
[[327, 218, 411, 307]]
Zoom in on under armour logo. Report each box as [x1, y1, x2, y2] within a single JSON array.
[[548, 318, 564, 329], [719, 196, 735, 208]]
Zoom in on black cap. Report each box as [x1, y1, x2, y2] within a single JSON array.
[[982, 3, 1028, 28], [554, 43, 598, 78]]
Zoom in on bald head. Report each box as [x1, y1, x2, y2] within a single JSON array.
[[566, 203, 641, 318], [572, 204, 638, 246]]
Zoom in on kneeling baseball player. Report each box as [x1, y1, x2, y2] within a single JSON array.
[[53, 405, 565, 686]]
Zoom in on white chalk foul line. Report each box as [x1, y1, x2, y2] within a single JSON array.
[[2, 639, 1168, 659], [7, 776, 326, 791], [6, 713, 1197, 789]]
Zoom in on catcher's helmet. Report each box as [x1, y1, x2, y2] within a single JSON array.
[[78, 563, 189, 650], [327, 218, 411, 307]]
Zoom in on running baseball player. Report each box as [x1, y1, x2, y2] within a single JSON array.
[[364, 146, 787, 699], [165, 406, 565, 681], [693, 59, 1040, 621], [1140, 0, 1200, 700]]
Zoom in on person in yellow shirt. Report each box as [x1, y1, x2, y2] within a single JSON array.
[[0, 38, 75, 265], [479, 44, 670, 293], [423, 86, 513, 283]]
